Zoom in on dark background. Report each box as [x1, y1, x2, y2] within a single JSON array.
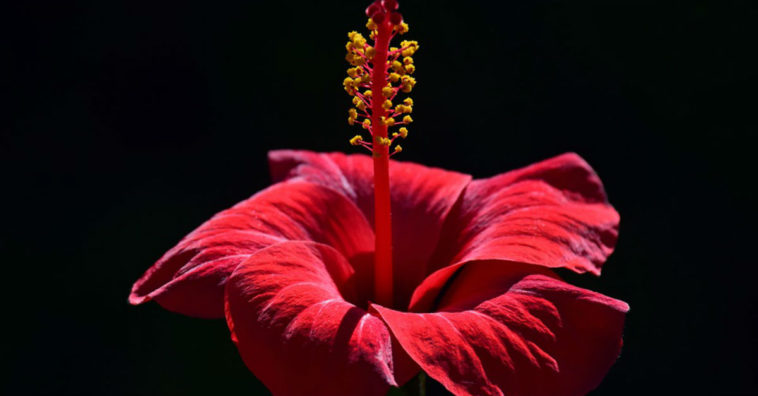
[[4, 0, 757, 394]]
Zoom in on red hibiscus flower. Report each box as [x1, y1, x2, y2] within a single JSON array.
[[130, 150, 628, 396], [130, 1, 627, 394]]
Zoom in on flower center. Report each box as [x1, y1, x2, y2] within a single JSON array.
[[343, 0, 419, 307]]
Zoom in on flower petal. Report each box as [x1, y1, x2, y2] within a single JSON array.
[[224, 241, 414, 396], [374, 261, 629, 396], [430, 153, 619, 277], [269, 150, 471, 308], [129, 180, 374, 318]]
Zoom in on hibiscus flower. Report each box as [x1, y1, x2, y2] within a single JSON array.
[[129, 1, 627, 394], [129, 150, 627, 396]]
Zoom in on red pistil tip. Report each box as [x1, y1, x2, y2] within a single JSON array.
[[344, 0, 417, 156]]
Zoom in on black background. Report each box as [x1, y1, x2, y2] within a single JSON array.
[[5, 0, 757, 394]]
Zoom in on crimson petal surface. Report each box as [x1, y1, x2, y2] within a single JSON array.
[[428, 152, 618, 280], [224, 241, 408, 396], [374, 261, 629, 396], [269, 150, 471, 309], [129, 180, 373, 318]]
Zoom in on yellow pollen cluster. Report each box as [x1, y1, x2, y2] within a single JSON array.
[[348, 108, 358, 125], [343, 16, 418, 156], [380, 116, 396, 127], [350, 135, 364, 146], [400, 75, 416, 93], [395, 103, 412, 114], [400, 40, 419, 57], [395, 22, 409, 34], [344, 31, 369, 68]]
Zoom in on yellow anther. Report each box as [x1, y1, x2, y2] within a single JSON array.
[[370, 30, 377, 40], [382, 86, 394, 98], [391, 60, 404, 73], [361, 74, 371, 83], [351, 33, 366, 47], [345, 53, 364, 66], [403, 56, 414, 65], [390, 47, 398, 53], [404, 64, 415, 74], [382, 100, 393, 110], [353, 96, 366, 109], [366, 18, 377, 30], [350, 135, 363, 146], [392, 132, 399, 137], [366, 47, 376, 58], [364, 90, 372, 97], [400, 40, 419, 57], [395, 104, 412, 114], [389, 73, 401, 83], [400, 40, 417, 47], [398, 127, 408, 138], [347, 68, 359, 78], [362, 119, 371, 129], [379, 137, 391, 146], [403, 115, 413, 124], [345, 42, 353, 51], [400, 76, 416, 93], [348, 117, 355, 126], [403, 98, 413, 106], [348, 31, 358, 40], [394, 144, 403, 153], [343, 77, 354, 86], [395, 22, 409, 34], [385, 117, 396, 126], [348, 108, 358, 118]]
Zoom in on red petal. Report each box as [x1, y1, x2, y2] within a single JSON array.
[[430, 153, 619, 277], [129, 180, 374, 318], [269, 150, 471, 309], [374, 261, 629, 396], [224, 241, 416, 395]]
